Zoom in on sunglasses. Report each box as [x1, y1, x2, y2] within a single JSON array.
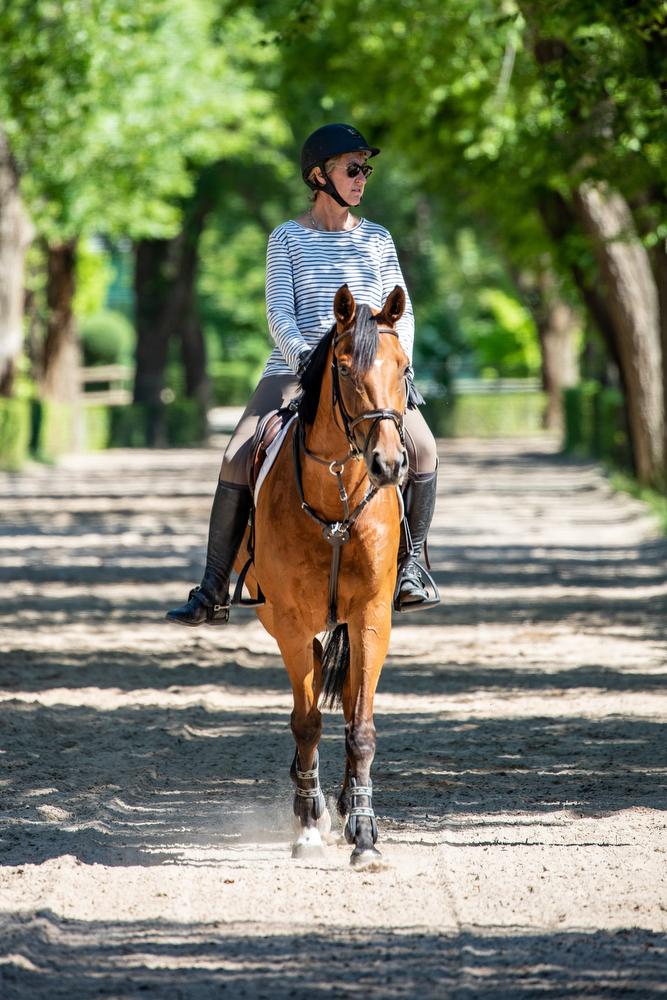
[[344, 162, 374, 179]]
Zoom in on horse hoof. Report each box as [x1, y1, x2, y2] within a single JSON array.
[[350, 846, 387, 871], [292, 842, 326, 860], [292, 826, 325, 859], [317, 806, 332, 838]]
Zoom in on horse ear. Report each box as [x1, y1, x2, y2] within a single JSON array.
[[379, 285, 406, 326], [334, 284, 356, 327]]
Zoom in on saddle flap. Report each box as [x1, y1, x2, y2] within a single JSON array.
[[247, 406, 294, 494]]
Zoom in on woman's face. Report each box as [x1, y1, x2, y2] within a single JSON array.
[[314, 150, 371, 206]]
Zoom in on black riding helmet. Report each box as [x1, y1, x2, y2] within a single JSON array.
[[301, 123, 380, 208]]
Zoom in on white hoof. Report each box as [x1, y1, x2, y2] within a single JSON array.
[[291, 825, 324, 859], [317, 807, 332, 838]]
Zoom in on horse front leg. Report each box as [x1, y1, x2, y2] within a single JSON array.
[[340, 603, 391, 868], [279, 633, 331, 858]]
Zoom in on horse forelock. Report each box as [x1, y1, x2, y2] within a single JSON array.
[[297, 305, 391, 426], [349, 304, 380, 375]]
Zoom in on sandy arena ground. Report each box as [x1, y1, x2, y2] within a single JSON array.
[[0, 436, 666, 998]]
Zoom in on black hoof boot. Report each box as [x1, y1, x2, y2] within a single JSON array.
[[344, 778, 381, 867], [166, 586, 229, 627]]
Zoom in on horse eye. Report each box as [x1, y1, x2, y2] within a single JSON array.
[[339, 363, 351, 377]]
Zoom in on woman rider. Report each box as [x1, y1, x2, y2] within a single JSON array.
[[167, 123, 439, 626]]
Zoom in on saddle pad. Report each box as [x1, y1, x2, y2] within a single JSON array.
[[253, 413, 297, 504]]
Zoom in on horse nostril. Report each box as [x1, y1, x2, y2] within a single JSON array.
[[370, 452, 385, 479]]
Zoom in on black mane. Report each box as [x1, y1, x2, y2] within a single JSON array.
[[297, 305, 380, 426], [298, 324, 336, 427]]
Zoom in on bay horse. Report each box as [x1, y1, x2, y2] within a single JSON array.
[[240, 284, 409, 867]]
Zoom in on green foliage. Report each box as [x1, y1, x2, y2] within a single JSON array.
[[0, 398, 31, 470], [30, 399, 75, 461], [164, 400, 208, 447], [609, 471, 667, 536], [79, 310, 135, 367], [108, 401, 207, 447], [472, 289, 541, 378], [563, 381, 630, 469], [0, 0, 290, 243], [427, 391, 548, 438], [82, 405, 112, 451], [74, 239, 114, 319], [209, 361, 262, 407], [563, 381, 599, 454]]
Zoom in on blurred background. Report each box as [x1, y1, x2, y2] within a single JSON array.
[[0, 0, 665, 506]]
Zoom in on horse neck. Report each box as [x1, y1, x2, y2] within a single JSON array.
[[302, 355, 368, 508]]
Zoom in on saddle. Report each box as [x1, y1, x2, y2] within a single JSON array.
[[246, 406, 295, 494], [232, 405, 295, 609]]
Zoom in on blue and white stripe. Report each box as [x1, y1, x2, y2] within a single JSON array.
[[263, 218, 414, 378]]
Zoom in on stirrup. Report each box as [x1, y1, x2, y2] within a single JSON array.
[[231, 556, 266, 608], [191, 585, 231, 624], [393, 562, 440, 613]]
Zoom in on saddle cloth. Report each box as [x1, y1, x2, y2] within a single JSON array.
[[248, 408, 297, 503]]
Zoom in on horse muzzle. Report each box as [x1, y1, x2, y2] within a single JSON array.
[[367, 444, 409, 488]]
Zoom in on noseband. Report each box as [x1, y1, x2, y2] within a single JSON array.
[[331, 328, 405, 459]]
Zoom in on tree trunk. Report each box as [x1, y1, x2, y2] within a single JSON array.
[[573, 182, 664, 487], [516, 264, 579, 430], [42, 239, 80, 403], [654, 239, 667, 488], [133, 237, 174, 407], [133, 170, 214, 412], [0, 131, 33, 397]]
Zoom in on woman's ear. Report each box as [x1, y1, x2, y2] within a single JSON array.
[[334, 284, 356, 327], [378, 285, 406, 326], [309, 165, 326, 190]]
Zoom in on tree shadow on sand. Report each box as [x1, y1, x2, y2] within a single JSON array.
[[0, 910, 664, 999], [0, 689, 664, 868]]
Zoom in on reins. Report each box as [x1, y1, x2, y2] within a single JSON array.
[[294, 324, 405, 631]]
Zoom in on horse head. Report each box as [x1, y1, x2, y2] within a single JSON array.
[[332, 284, 410, 488]]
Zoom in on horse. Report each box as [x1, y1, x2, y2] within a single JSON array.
[[240, 283, 409, 867]]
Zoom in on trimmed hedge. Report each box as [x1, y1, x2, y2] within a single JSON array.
[[0, 398, 31, 470], [108, 400, 208, 447], [423, 390, 548, 438], [30, 399, 76, 461], [563, 382, 630, 469], [209, 360, 261, 406]]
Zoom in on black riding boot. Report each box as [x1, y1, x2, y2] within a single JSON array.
[[395, 469, 440, 612], [166, 481, 251, 626]]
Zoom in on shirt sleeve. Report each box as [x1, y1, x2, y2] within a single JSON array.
[[380, 233, 415, 364], [265, 228, 310, 372]]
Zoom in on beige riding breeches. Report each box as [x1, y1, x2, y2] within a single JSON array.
[[220, 374, 438, 486]]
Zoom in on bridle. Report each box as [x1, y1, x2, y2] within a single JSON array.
[[330, 327, 405, 460], [293, 321, 407, 630]]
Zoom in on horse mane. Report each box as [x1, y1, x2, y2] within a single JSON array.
[[298, 305, 380, 427]]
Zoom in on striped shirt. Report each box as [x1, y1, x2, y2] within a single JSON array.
[[262, 218, 414, 378]]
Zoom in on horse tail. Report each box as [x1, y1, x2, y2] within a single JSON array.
[[320, 624, 350, 709]]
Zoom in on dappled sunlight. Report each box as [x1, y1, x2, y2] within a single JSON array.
[[1, 439, 665, 996]]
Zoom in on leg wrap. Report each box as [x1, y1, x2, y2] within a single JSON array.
[[291, 751, 326, 822], [344, 776, 378, 845]]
